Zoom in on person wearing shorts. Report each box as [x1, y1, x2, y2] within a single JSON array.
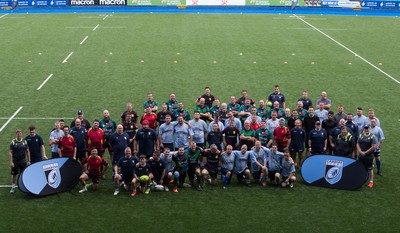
[[220, 145, 235, 189], [79, 148, 109, 193], [172, 147, 189, 193], [9, 129, 30, 193], [232, 145, 251, 187], [289, 119, 306, 168], [267, 144, 284, 186], [357, 125, 377, 188], [280, 152, 296, 188], [186, 142, 203, 190], [202, 144, 221, 188], [250, 141, 270, 187], [113, 147, 138, 196]]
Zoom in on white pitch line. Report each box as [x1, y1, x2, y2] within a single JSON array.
[[92, 24, 99, 31], [287, 28, 347, 31], [66, 26, 93, 29], [294, 14, 400, 85], [0, 106, 23, 132], [0, 117, 74, 120], [0, 185, 14, 188], [80, 35, 89, 45], [101, 26, 127, 29], [0, 13, 9, 19], [103, 15, 109, 20], [37, 73, 54, 90], [62, 51, 74, 63]]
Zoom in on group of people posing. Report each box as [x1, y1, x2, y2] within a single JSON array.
[[8, 85, 384, 195]]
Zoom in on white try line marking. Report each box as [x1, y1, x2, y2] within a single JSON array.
[[62, 51, 74, 63], [294, 14, 400, 85], [0, 117, 74, 120], [0, 106, 23, 132], [101, 26, 127, 29], [37, 73, 53, 90], [0, 185, 14, 188], [66, 26, 93, 29], [80, 35, 89, 45], [0, 13, 9, 19], [93, 24, 99, 31], [287, 28, 347, 31], [103, 15, 109, 20], [3, 16, 25, 19]]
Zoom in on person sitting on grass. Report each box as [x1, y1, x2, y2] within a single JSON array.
[[79, 148, 109, 193]]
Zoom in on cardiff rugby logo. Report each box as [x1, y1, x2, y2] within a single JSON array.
[[43, 163, 62, 189], [324, 160, 343, 185]]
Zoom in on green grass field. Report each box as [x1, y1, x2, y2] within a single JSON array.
[[0, 12, 399, 232]]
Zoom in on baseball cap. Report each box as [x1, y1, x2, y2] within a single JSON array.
[[364, 124, 370, 128], [316, 121, 321, 125], [77, 111, 83, 115], [279, 118, 285, 122], [142, 120, 149, 125]]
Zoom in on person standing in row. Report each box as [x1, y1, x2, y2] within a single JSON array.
[[357, 125, 377, 188], [100, 110, 117, 162], [25, 125, 47, 164], [9, 129, 30, 193], [70, 119, 88, 162]]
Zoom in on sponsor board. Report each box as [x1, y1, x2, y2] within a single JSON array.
[[17, 172, 29, 193], [322, 0, 361, 7], [301, 155, 368, 190], [127, 0, 188, 5], [0, 0, 13, 7], [186, 0, 244, 5], [0, 0, 68, 6], [19, 157, 82, 196], [246, 0, 304, 6], [361, 0, 400, 8], [69, 0, 95, 5], [99, 0, 126, 5]]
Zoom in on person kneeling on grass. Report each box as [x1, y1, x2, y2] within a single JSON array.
[[233, 144, 252, 187], [280, 151, 296, 188], [267, 143, 284, 186], [250, 140, 270, 187], [172, 147, 190, 193], [113, 147, 138, 196], [79, 148, 109, 193], [148, 151, 166, 192], [220, 145, 235, 190], [133, 155, 153, 196], [201, 144, 221, 189], [160, 147, 174, 192]]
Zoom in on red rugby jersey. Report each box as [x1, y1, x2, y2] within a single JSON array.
[[273, 126, 291, 147], [141, 113, 158, 130], [81, 156, 109, 174], [58, 136, 76, 157], [86, 128, 105, 151]]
